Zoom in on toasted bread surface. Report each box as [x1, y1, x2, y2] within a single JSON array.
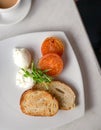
[[20, 89, 59, 116]]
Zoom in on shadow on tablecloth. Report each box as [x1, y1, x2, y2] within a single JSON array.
[[66, 32, 94, 111]]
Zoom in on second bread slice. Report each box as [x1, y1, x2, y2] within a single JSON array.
[[34, 81, 76, 110]]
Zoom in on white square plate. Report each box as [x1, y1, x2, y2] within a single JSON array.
[[0, 31, 85, 130]]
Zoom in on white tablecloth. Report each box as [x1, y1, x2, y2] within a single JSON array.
[[0, 0, 101, 130]]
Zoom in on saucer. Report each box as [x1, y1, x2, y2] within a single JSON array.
[[0, 0, 32, 25]]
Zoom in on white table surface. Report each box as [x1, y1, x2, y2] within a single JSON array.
[[0, 0, 101, 130]]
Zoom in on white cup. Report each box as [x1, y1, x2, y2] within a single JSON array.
[[0, 0, 21, 13]]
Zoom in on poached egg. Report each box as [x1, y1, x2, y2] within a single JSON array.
[[13, 48, 31, 68]]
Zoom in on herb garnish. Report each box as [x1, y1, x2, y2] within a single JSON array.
[[21, 62, 53, 89]]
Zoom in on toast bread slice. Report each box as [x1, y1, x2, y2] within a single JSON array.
[[34, 81, 76, 110], [20, 89, 59, 116]]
